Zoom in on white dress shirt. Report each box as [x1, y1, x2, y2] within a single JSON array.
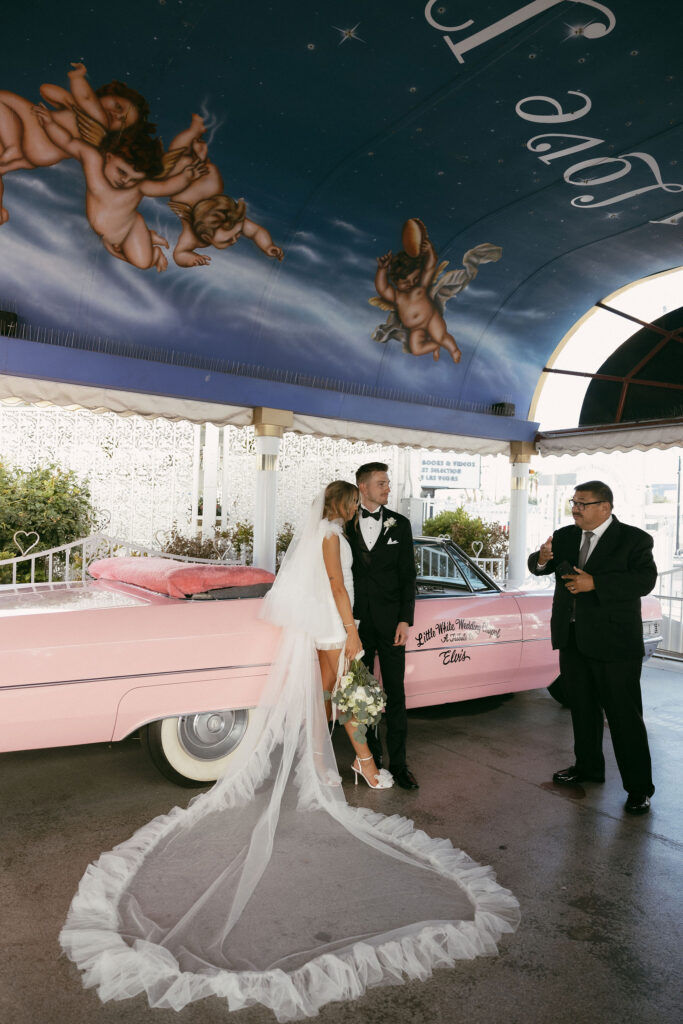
[[359, 505, 382, 550], [581, 514, 613, 563]]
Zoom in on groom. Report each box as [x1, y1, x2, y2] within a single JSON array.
[[346, 462, 418, 790]]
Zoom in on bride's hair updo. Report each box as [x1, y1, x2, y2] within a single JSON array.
[[323, 480, 358, 521]]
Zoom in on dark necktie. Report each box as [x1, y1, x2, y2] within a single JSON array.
[[361, 508, 381, 521], [570, 531, 594, 622], [578, 531, 594, 568]]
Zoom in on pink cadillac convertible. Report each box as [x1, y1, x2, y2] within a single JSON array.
[[0, 537, 662, 785]]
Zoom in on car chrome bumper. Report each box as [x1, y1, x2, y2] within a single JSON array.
[[643, 636, 662, 661]]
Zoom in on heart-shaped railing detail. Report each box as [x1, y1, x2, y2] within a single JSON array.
[[13, 530, 40, 556]]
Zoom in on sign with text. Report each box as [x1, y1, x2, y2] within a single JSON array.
[[421, 456, 481, 490]]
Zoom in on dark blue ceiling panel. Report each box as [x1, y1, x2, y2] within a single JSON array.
[[1, 1, 681, 438]]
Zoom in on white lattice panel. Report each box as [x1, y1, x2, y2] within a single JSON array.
[[0, 406, 195, 546], [0, 405, 403, 546], [276, 434, 400, 531]]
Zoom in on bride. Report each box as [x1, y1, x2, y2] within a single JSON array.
[[59, 481, 520, 1021], [314, 480, 393, 788]]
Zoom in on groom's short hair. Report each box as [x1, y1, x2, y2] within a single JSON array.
[[356, 462, 388, 485]]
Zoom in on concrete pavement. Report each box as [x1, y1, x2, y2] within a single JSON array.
[[2, 660, 681, 1024]]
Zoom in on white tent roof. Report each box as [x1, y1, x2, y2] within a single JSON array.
[[536, 420, 682, 456], [0, 373, 510, 455]]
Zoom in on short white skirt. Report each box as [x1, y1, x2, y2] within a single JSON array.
[[315, 618, 360, 652]]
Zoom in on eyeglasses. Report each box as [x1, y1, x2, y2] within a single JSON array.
[[569, 499, 604, 510]]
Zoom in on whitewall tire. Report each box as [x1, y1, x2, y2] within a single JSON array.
[[141, 708, 252, 786]]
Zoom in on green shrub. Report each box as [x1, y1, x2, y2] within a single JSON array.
[[276, 522, 295, 562], [230, 520, 253, 560], [161, 528, 233, 560], [0, 460, 98, 582], [422, 506, 508, 559]]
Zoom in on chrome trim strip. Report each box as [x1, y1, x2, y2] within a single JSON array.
[[0, 662, 272, 693]]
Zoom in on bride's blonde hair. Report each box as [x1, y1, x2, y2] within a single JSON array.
[[323, 480, 358, 521]]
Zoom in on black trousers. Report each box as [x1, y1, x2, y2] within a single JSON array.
[[559, 625, 654, 795], [358, 618, 408, 771]]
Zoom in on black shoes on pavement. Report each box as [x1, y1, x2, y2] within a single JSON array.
[[553, 766, 653, 814], [393, 768, 419, 790], [624, 793, 651, 815], [552, 765, 605, 786]]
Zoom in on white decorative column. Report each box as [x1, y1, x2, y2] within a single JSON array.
[[191, 424, 202, 535], [252, 408, 293, 572], [507, 441, 536, 585], [397, 448, 426, 536], [201, 423, 220, 540]]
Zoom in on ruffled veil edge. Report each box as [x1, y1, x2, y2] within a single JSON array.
[[59, 488, 520, 1022]]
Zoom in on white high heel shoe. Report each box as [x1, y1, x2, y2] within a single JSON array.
[[351, 755, 394, 789]]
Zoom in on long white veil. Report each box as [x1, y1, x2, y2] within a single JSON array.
[[59, 489, 520, 1021]]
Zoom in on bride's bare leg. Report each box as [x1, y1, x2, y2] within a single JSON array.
[[317, 649, 334, 721], [318, 648, 380, 780]]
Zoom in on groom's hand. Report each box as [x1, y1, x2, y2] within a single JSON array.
[[394, 622, 409, 646]]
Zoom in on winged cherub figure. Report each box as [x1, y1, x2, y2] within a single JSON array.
[[370, 218, 502, 363], [165, 116, 284, 267], [0, 62, 153, 224], [32, 103, 207, 271]]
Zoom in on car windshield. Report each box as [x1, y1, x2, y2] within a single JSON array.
[[414, 540, 494, 593]]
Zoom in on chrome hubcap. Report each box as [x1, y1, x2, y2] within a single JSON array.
[[176, 709, 248, 761]]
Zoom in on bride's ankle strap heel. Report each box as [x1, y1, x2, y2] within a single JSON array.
[[351, 756, 393, 790]]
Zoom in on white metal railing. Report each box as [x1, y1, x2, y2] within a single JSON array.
[[417, 546, 453, 580], [0, 533, 242, 587], [473, 557, 506, 581], [654, 565, 683, 657]]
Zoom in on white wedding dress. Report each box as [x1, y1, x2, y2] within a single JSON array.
[[311, 518, 354, 650], [59, 492, 520, 1021]]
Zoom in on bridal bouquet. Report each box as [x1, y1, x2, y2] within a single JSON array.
[[331, 659, 386, 742]]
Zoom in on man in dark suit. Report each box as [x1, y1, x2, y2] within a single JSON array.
[[346, 462, 418, 790], [528, 480, 657, 814]]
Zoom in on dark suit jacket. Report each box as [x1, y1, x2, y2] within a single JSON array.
[[346, 507, 416, 632], [528, 515, 657, 661]]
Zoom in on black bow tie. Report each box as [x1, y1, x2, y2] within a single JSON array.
[[361, 508, 381, 521]]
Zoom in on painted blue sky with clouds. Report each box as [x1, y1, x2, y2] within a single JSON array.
[[1, 1, 681, 438]]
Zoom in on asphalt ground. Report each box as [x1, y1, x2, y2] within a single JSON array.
[[2, 660, 681, 1024]]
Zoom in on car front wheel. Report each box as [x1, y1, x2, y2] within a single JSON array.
[[141, 708, 252, 787]]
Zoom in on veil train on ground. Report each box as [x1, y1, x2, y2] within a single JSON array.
[[59, 490, 520, 1021]]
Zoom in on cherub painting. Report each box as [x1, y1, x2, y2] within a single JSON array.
[[166, 117, 284, 267], [0, 63, 152, 224], [370, 218, 502, 364], [2, 61, 284, 276], [33, 105, 207, 272]]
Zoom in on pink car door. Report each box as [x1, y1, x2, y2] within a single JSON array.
[[404, 539, 523, 707]]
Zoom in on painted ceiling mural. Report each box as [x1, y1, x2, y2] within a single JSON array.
[[0, 1, 681, 441]]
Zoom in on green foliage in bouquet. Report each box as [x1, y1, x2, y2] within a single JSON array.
[[329, 659, 387, 743]]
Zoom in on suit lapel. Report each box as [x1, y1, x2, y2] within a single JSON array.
[[566, 526, 581, 566]]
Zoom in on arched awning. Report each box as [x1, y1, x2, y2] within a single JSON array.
[[1, 2, 681, 451]]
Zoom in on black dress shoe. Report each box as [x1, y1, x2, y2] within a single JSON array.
[[552, 765, 605, 786], [393, 768, 419, 790], [625, 793, 651, 815]]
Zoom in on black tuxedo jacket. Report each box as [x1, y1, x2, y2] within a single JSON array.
[[528, 515, 657, 661], [346, 507, 416, 632]]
